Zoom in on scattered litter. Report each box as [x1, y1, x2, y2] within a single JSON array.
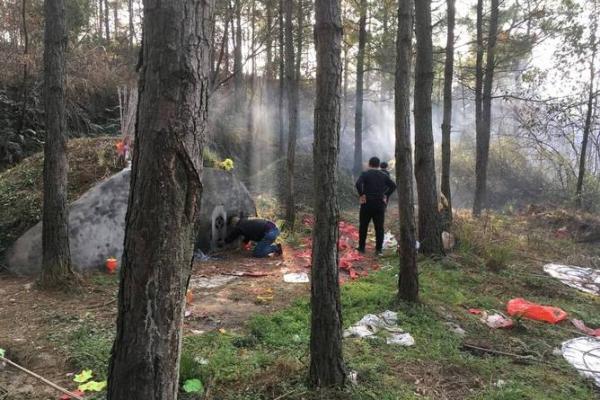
[[224, 271, 270, 278], [382, 232, 397, 250], [190, 329, 205, 335], [283, 272, 310, 283], [481, 312, 514, 329], [554, 226, 570, 239], [189, 275, 237, 289], [59, 390, 84, 400], [386, 333, 415, 346], [218, 328, 227, 334], [445, 322, 466, 336], [193, 249, 222, 262], [343, 311, 414, 346], [349, 370, 358, 385], [184, 309, 192, 318], [543, 263, 600, 296], [506, 298, 568, 324], [561, 337, 600, 387], [442, 231, 455, 251], [468, 308, 483, 315], [571, 319, 600, 337], [194, 357, 209, 365], [78, 380, 107, 392], [255, 295, 274, 304], [494, 379, 507, 388], [183, 378, 204, 394]]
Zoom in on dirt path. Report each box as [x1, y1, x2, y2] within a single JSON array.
[[0, 242, 379, 399]]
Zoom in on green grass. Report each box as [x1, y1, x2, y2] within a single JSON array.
[[51, 214, 599, 399]]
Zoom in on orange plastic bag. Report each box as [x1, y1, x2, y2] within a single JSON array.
[[506, 298, 568, 324]]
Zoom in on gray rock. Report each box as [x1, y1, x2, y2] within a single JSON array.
[[5, 168, 255, 275]]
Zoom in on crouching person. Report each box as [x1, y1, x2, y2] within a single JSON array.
[[225, 217, 283, 257]]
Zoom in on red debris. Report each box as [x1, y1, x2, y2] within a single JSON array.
[[506, 298, 568, 324], [468, 308, 483, 315], [571, 319, 600, 337]]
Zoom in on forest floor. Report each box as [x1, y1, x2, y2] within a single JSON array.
[[1, 207, 600, 400]]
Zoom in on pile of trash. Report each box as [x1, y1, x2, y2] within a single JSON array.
[[343, 310, 415, 346], [543, 263, 599, 296], [295, 217, 379, 281]]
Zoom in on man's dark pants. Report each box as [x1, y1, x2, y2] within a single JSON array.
[[358, 200, 385, 252]]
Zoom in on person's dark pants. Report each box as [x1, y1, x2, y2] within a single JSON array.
[[358, 200, 386, 252]]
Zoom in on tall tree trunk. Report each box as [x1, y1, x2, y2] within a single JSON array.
[[104, 0, 110, 41], [473, 0, 484, 215], [266, 0, 273, 80], [40, 0, 77, 288], [576, 13, 597, 208], [353, 0, 367, 176], [107, 0, 212, 398], [414, 0, 443, 256], [395, 0, 418, 301], [113, 0, 119, 39], [284, 0, 298, 228], [17, 0, 29, 135], [440, 0, 455, 221], [98, 0, 104, 37], [234, 0, 243, 106], [310, 0, 346, 387], [127, 0, 135, 47], [473, 0, 499, 216], [278, 0, 285, 156]]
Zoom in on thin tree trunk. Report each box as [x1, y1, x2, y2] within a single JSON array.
[[473, 0, 499, 216], [104, 0, 110, 41], [473, 0, 484, 215], [107, 0, 212, 398], [284, 0, 298, 229], [266, 0, 273, 80], [278, 0, 285, 156], [310, 0, 346, 387], [40, 0, 77, 288], [98, 0, 103, 37], [353, 0, 367, 176], [395, 0, 418, 301], [576, 11, 597, 207], [113, 0, 119, 39], [440, 0, 455, 222], [127, 0, 134, 47], [414, 0, 443, 256], [234, 0, 243, 106], [17, 0, 29, 135]]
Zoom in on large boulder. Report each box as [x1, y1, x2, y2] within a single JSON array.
[[5, 168, 255, 275]]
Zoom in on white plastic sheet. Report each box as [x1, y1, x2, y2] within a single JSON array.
[[543, 263, 600, 296], [561, 337, 600, 387], [343, 310, 415, 346], [283, 272, 310, 283]]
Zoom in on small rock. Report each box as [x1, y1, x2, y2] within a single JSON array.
[[23, 283, 33, 291]]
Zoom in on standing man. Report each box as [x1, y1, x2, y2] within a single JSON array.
[[355, 157, 397, 255]]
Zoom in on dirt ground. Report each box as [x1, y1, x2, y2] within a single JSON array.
[[0, 242, 379, 400]]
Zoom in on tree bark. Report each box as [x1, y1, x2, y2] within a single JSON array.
[[104, 0, 110, 41], [395, 0, 418, 302], [473, 0, 499, 216], [576, 12, 597, 208], [113, 0, 119, 39], [310, 0, 346, 388], [414, 0, 443, 256], [234, 0, 243, 106], [440, 0, 455, 222], [40, 0, 77, 289], [266, 0, 274, 80], [17, 0, 29, 135], [353, 0, 367, 176], [127, 0, 135, 47], [106, 0, 212, 398], [278, 0, 286, 157], [284, 0, 299, 229]]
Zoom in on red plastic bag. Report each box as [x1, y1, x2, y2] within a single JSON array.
[[506, 298, 568, 324]]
